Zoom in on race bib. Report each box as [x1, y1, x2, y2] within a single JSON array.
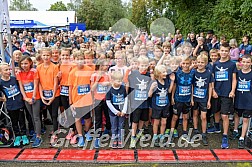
[[24, 82, 34, 93], [134, 90, 148, 100], [97, 84, 108, 94], [156, 96, 168, 107], [193, 88, 207, 99], [179, 86, 191, 96], [215, 71, 228, 81], [4, 85, 20, 98], [112, 94, 124, 105], [237, 81, 250, 92], [43, 90, 53, 98], [77, 84, 90, 95], [60, 86, 69, 96]]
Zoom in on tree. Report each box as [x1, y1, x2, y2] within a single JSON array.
[[48, 1, 67, 11], [131, 0, 148, 31], [9, 0, 38, 11], [67, 0, 82, 11]]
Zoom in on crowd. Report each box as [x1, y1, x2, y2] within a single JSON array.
[[0, 29, 252, 150]]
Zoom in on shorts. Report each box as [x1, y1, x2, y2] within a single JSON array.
[[74, 106, 92, 119], [193, 101, 207, 112], [173, 102, 191, 116], [235, 109, 252, 118], [152, 108, 169, 119], [211, 97, 234, 115], [132, 108, 149, 123]]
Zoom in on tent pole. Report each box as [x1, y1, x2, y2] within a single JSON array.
[[0, 32, 5, 63]]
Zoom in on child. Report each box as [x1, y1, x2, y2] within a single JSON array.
[[170, 56, 194, 143], [37, 48, 60, 146], [58, 48, 76, 144], [84, 50, 96, 71], [68, 51, 93, 147], [233, 55, 252, 148], [51, 47, 61, 65], [126, 56, 152, 148], [148, 65, 175, 147], [208, 42, 237, 149], [106, 71, 128, 148], [13, 50, 22, 67], [16, 55, 42, 147], [192, 55, 213, 146], [0, 63, 29, 147], [91, 59, 111, 148], [108, 51, 128, 77]]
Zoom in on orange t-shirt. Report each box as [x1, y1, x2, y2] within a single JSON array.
[[91, 72, 111, 100], [68, 65, 93, 107], [60, 63, 74, 86], [16, 68, 40, 100], [87, 64, 95, 71], [37, 62, 60, 98]]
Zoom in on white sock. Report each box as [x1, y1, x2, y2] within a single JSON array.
[[239, 137, 244, 140]]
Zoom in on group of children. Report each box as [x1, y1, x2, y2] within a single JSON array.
[[0, 38, 251, 150]]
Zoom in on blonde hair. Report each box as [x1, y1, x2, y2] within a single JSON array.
[[73, 50, 84, 59], [13, 50, 22, 56], [154, 65, 166, 79], [181, 56, 191, 62], [0, 62, 9, 72], [229, 39, 238, 48], [137, 56, 149, 64], [197, 54, 208, 63], [40, 47, 52, 55], [111, 71, 123, 81]]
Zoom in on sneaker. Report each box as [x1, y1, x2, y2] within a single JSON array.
[[66, 132, 74, 140], [30, 133, 36, 143], [70, 135, 77, 145], [136, 131, 145, 140], [202, 135, 208, 146], [221, 136, 229, 149], [85, 132, 93, 142], [229, 131, 239, 140], [117, 141, 123, 149], [29, 130, 35, 137], [22, 135, 29, 145], [154, 136, 160, 147], [238, 139, 245, 149], [165, 129, 170, 135], [94, 138, 100, 149], [173, 129, 179, 138], [14, 136, 21, 147], [103, 129, 110, 135], [207, 126, 221, 134], [50, 135, 58, 147], [77, 136, 85, 147], [41, 128, 46, 135], [130, 137, 136, 149], [112, 140, 118, 149], [32, 137, 42, 148], [193, 129, 200, 135]]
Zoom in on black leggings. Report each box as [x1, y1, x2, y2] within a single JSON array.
[[47, 96, 60, 132], [8, 108, 26, 136], [60, 95, 76, 130], [94, 100, 111, 136]]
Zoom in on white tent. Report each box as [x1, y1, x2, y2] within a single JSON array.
[[9, 11, 76, 27]]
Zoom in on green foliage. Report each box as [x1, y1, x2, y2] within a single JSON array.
[[9, 0, 38, 11], [48, 1, 67, 11]]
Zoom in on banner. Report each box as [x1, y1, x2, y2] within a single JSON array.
[[0, 0, 11, 34]]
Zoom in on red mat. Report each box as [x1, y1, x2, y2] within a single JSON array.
[[176, 150, 216, 161], [57, 149, 95, 161], [214, 149, 252, 161], [97, 150, 135, 162], [17, 149, 58, 161], [0, 148, 21, 160], [138, 150, 176, 162]]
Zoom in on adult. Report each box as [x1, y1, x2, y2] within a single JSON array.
[[187, 32, 198, 48], [239, 35, 252, 57], [229, 39, 239, 62], [34, 35, 45, 52]]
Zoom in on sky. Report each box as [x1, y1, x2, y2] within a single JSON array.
[[8, 0, 130, 11]]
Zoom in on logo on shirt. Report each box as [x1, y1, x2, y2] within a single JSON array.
[[180, 76, 192, 85], [195, 76, 207, 88], [157, 87, 168, 97], [215, 66, 229, 81], [136, 77, 148, 91], [237, 77, 251, 93]]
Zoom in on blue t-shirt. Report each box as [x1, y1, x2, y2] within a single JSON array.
[[193, 70, 214, 103], [174, 68, 194, 102], [128, 70, 151, 109], [106, 85, 127, 115], [0, 76, 24, 110], [206, 63, 213, 73], [234, 70, 252, 110], [213, 60, 237, 97], [151, 76, 170, 110]]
